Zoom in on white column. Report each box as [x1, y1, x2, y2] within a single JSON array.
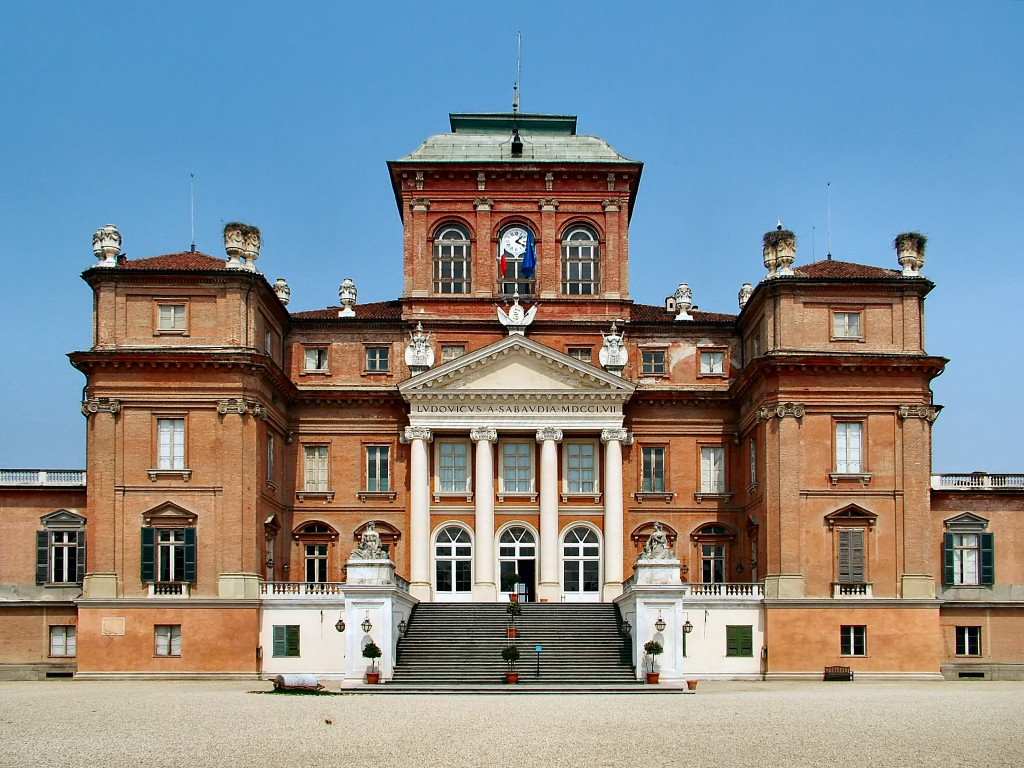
[[602, 428, 628, 601], [404, 426, 432, 601], [537, 427, 563, 602], [471, 427, 498, 601]]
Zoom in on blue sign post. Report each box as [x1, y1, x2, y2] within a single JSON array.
[[535, 645, 542, 678]]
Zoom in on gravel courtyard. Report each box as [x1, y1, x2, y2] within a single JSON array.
[[1, 679, 1021, 767]]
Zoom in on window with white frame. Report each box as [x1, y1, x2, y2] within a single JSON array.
[[440, 345, 466, 363], [840, 625, 866, 656], [264, 329, 274, 356], [365, 346, 390, 372], [641, 350, 666, 375], [956, 626, 981, 656], [562, 526, 600, 593], [435, 526, 472, 593], [305, 543, 328, 583], [835, 422, 863, 474], [702, 543, 726, 583], [501, 441, 533, 493], [157, 529, 186, 582], [141, 526, 196, 584], [641, 446, 666, 493], [157, 418, 185, 470], [266, 434, 275, 484], [948, 533, 990, 586], [366, 446, 390, 492], [304, 347, 329, 371], [155, 624, 182, 657], [48, 530, 80, 584], [749, 436, 757, 487], [700, 446, 726, 493], [564, 441, 597, 494], [157, 303, 186, 332], [433, 224, 472, 294], [699, 350, 725, 375], [437, 439, 470, 494], [49, 626, 76, 657], [833, 311, 862, 339], [561, 225, 599, 295], [567, 347, 592, 364], [303, 446, 329, 492]]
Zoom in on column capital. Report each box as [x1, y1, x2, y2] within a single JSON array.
[[470, 427, 497, 443], [81, 397, 120, 417], [401, 426, 432, 444], [536, 427, 563, 443], [755, 402, 805, 422], [601, 428, 631, 444], [538, 198, 559, 213], [473, 196, 493, 212], [898, 404, 940, 422], [409, 197, 430, 213]]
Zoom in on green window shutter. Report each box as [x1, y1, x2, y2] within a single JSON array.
[[942, 532, 955, 585], [979, 532, 995, 586], [183, 528, 197, 582], [838, 530, 851, 581], [850, 530, 865, 582], [141, 527, 156, 582], [286, 625, 300, 657], [726, 626, 739, 656], [740, 626, 753, 657], [76, 530, 87, 583], [36, 531, 49, 585], [273, 626, 285, 657]]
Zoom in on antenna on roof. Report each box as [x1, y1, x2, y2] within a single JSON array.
[[826, 181, 832, 260], [512, 31, 521, 113], [190, 173, 196, 253]]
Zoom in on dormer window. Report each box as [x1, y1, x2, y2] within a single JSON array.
[[433, 224, 471, 294], [561, 225, 599, 295]]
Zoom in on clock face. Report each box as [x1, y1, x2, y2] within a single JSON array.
[[500, 227, 529, 257]]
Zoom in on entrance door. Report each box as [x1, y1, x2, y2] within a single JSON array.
[[562, 526, 601, 602], [435, 526, 473, 602], [498, 526, 536, 602]]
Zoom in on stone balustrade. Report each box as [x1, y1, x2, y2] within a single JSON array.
[[261, 581, 345, 598], [931, 473, 1024, 489], [0, 469, 86, 485]]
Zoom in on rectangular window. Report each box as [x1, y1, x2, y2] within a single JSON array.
[[726, 625, 753, 657], [49, 626, 76, 657], [567, 347, 593, 364], [700, 446, 725, 493], [837, 529, 866, 583], [840, 625, 866, 656], [833, 311, 862, 339], [157, 303, 186, 331], [944, 532, 994, 586], [305, 544, 328, 583], [955, 626, 981, 656], [157, 529, 186, 582], [366, 346, 390, 372], [699, 350, 725, 375], [141, 527, 196, 583], [266, 434, 275, 483], [264, 329, 273, 356], [641, 350, 666, 375], [50, 530, 79, 584], [642, 447, 665, 493], [272, 625, 300, 657], [440, 345, 465, 363], [702, 544, 725, 583], [835, 422, 862, 473], [304, 347, 329, 371], [157, 418, 185, 470], [749, 437, 757, 487], [366, 445, 390, 492], [566, 441, 596, 493], [438, 440, 469, 493], [303, 446, 329, 492], [501, 442, 533, 493], [155, 625, 182, 657]]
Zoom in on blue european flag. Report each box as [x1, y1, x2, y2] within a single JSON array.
[[521, 229, 537, 278]]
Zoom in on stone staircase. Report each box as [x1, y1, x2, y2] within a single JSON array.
[[392, 602, 638, 686]]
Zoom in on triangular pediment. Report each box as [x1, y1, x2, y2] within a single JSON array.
[[40, 509, 86, 529], [399, 334, 635, 397], [943, 512, 989, 530], [143, 501, 197, 525]]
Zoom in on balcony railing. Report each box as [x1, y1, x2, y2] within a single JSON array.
[[0, 469, 86, 486], [682, 582, 764, 598], [832, 582, 873, 598], [261, 581, 345, 598], [148, 582, 190, 597], [932, 473, 1024, 490]]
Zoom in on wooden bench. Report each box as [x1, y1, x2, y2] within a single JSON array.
[[823, 665, 854, 681]]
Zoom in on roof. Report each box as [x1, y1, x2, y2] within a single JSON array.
[[395, 132, 636, 164], [289, 300, 403, 321], [109, 252, 229, 271], [792, 260, 903, 280]]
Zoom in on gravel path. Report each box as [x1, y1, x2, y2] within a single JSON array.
[[1, 679, 1021, 767]]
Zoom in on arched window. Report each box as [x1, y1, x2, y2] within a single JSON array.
[[498, 525, 536, 602], [497, 224, 536, 296], [561, 225, 599, 295], [562, 526, 601, 596], [433, 224, 471, 294], [435, 526, 472, 595]]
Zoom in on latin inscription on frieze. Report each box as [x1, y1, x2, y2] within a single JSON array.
[[414, 404, 618, 414]]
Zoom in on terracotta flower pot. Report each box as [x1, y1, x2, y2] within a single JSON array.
[[686, 679, 698, 691], [505, 671, 519, 684], [506, 627, 518, 638], [366, 671, 380, 685], [509, 593, 519, 603], [646, 672, 660, 684]]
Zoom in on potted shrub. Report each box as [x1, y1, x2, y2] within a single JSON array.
[[643, 640, 663, 684], [502, 644, 521, 684], [501, 572, 521, 602], [505, 600, 523, 638], [362, 640, 382, 684]]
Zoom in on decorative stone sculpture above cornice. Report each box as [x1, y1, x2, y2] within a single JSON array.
[[738, 283, 753, 309], [477, 172, 487, 191], [469, 427, 497, 443], [414, 171, 424, 191], [92, 224, 121, 268], [763, 225, 796, 279], [894, 232, 927, 277], [606, 172, 617, 192], [755, 402, 806, 422], [544, 172, 554, 192], [599, 322, 628, 375], [405, 322, 434, 375], [637, 521, 675, 562], [81, 397, 121, 417], [536, 427, 563, 443], [350, 521, 388, 560], [496, 292, 538, 335], [673, 283, 693, 321], [273, 278, 290, 306], [338, 278, 357, 317], [224, 222, 260, 271], [898, 404, 939, 422]]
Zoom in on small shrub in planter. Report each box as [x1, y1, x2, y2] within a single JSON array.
[[501, 572, 521, 600], [643, 640, 663, 683], [501, 644, 521, 683], [362, 640, 382, 683]]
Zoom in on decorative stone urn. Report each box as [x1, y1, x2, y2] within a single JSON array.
[[673, 283, 693, 321], [738, 283, 753, 309], [894, 232, 926, 276], [92, 224, 121, 268], [223, 223, 247, 269], [273, 278, 290, 306], [242, 226, 261, 271], [763, 227, 796, 278], [338, 278, 357, 317]]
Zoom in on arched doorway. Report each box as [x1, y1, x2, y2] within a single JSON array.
[[562, 525, 601, 602], [434, 525, 473, 602], [498, 525, 536, 602]]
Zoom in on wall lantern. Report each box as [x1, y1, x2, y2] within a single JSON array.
[[361, 613, 373, 634], [335, 617, 346, 633], [398, 618, 407, 636], [621, 619, 632, 637], [682, 620, 694, 634], [655, 611, 666, 633]]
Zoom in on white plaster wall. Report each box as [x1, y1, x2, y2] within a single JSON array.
[[260, 603, 347, 679], [680, 603, 764, 679]]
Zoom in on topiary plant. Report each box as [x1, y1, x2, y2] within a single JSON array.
[[361, 640, 382, 672]]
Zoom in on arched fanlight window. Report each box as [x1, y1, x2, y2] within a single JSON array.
[[497, 224, 536, 297], [435, 525, 472, 593], [561, 225, 599, 295], [433, 224, 471, 294], [562, 526, 600, 593]]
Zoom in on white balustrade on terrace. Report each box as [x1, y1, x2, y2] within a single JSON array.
[[261, 581, 345, 598], [0, 469, 87, 485], [681, 582, 764, 598], [148, 582, 190, 597], [931, 473, 1024, 490]]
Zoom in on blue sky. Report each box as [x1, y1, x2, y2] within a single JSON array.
[[1, 2, 1021, 472]]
